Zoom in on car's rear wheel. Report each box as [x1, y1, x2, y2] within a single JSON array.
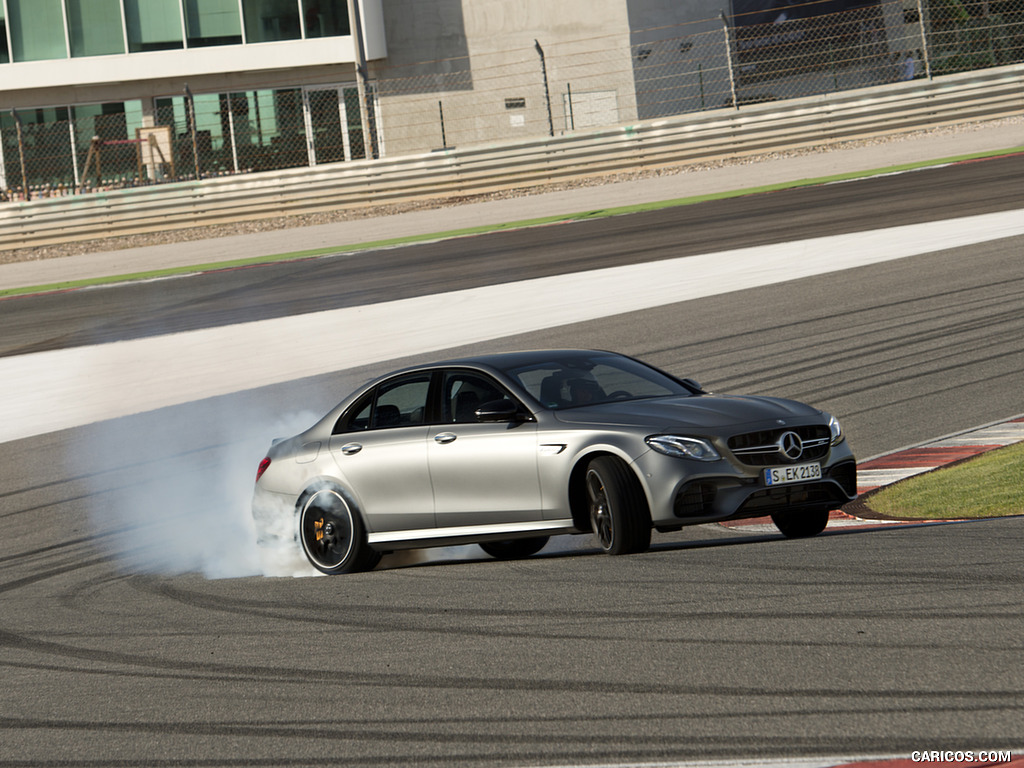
[[585, 456, 651, 555], [771, 509, 830, 538], [299, 488, 381, 574], [479, 536, 549, 560]]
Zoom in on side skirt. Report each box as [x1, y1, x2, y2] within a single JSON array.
[[367, 519, 579, 551]]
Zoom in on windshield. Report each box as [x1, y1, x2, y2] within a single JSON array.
[[501, 353, 693, 410]]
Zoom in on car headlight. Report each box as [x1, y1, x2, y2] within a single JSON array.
[[646, 435, 721, 461], [828, 414, 844, 446]]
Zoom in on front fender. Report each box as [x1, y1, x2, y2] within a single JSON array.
[[536, 429, 651, 522]]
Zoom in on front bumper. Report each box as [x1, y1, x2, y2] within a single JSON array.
[[636, 440, 858, 527]]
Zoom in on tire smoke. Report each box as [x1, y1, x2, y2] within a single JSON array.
[[76, 398, 322, 579]]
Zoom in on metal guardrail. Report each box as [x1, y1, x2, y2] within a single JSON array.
[[1, 64, 1021, 251]]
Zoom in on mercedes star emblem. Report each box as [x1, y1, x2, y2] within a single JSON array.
[[778, 431, 803, 461]]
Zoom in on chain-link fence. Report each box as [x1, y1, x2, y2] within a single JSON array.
[[3, 0, 1022, 202]]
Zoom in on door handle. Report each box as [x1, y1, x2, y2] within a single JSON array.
[[340, 442, 362, 455], [434, 432, 457, 444]]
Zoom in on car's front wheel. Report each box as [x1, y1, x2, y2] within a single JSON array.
[[771, 508, 830, 538], [585, 456, 651, 555], [299, 488, 381, 574], [479, 537, 549, 560]]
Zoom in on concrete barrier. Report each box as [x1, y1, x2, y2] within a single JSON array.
[[2, 64, 1021, 251]]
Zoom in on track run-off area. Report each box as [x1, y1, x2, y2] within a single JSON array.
[[0, 150, 1021, 766]]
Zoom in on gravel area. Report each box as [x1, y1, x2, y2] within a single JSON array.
[[2, 117, 1020, 267]]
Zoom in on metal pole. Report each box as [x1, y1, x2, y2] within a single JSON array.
[[566, 82, 575, 131], [79, 137, 95, 193], [68, 115, 80, 189], [720, 12, 739, 110], [438, 100, 447, 149], [226, 92, 239, 173], [348, 0, 379, 159], [916, 0, 933, 79], [184, 84, 200, 178], [534, 39, 555, 137], [11, 109, 29, 201], [0, 116, 7, 193]]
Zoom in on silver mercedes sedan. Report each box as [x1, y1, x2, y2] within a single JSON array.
[[252, 350, 857, 574]]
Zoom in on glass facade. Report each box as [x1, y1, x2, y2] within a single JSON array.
[[67, 0, 126, 57], [0, 1, 350, 63], [0, 1, 365, 198], [302, 0, 349, 38], [243, 0, 301, 43], [125, 0, 184, 52], [1, 84, 373, 195], [1, 107, 73, 191], [8, 0, 67, 62], [0, 4, 9, 64], [184, 0, 242, 47]]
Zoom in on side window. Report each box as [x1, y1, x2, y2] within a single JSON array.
[[442, 371, 508, 423], [372, 374, 431, 429], [333, 373, 431, 434], [348, 393, 373, 431], [334, 389, 373, 434]]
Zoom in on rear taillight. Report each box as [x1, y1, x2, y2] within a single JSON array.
[[256, 456, 271, 483]]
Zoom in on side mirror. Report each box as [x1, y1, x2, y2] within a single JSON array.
[[475, 398, 522, 423], [681, 377, 707, 394]]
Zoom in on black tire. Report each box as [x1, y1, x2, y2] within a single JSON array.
[[479, 536, 549, 560], [584, 456, 651, 555], [299, 488, 381, 574], [770, 509, 830, 539]]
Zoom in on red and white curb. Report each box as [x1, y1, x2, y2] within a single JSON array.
[[856, 416, 1024, 492], [721, 416, 1024, 533]]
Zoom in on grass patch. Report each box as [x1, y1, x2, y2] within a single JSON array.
[[869, 441, 1024, 519]]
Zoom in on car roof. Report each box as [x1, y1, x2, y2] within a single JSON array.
[[407, 349, 620, 372]]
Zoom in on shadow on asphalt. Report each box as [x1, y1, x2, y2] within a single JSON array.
[[374, 517, 992, 572]]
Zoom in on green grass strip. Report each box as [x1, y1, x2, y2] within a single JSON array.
[[3, 144, 1021, 299], [868, 441, 1024, 519]]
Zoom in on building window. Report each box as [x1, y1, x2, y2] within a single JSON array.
[[125, 0, 185, 53], [301, 0, 349, 38], [67, 0, 126, 57], [0, 0, 352, 64], [8, 0, 67, 62], [179, 92, 230, 168], [250, 88, 308, 169], [184, 0, 243, 48], [243, 0, 301, 43], [0, 4, 10, 64], [1, 107, 73, 191]]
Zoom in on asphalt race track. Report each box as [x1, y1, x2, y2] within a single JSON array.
[[1, 153, 1022, 357], [0, 156, 1022, 766]]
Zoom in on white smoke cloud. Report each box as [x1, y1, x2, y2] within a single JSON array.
[[76, 396, 323, 579]]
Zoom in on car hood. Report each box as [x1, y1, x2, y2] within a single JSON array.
[[550, 395, 822, 431]]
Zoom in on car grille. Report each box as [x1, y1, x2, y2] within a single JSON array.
[[737, 482, 846, 515], [728, 425, 831, 466]]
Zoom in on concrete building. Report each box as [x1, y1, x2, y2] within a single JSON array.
[[1, 0, 915, 193]]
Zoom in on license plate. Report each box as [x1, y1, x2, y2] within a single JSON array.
[[764, 462, 821, 486]]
